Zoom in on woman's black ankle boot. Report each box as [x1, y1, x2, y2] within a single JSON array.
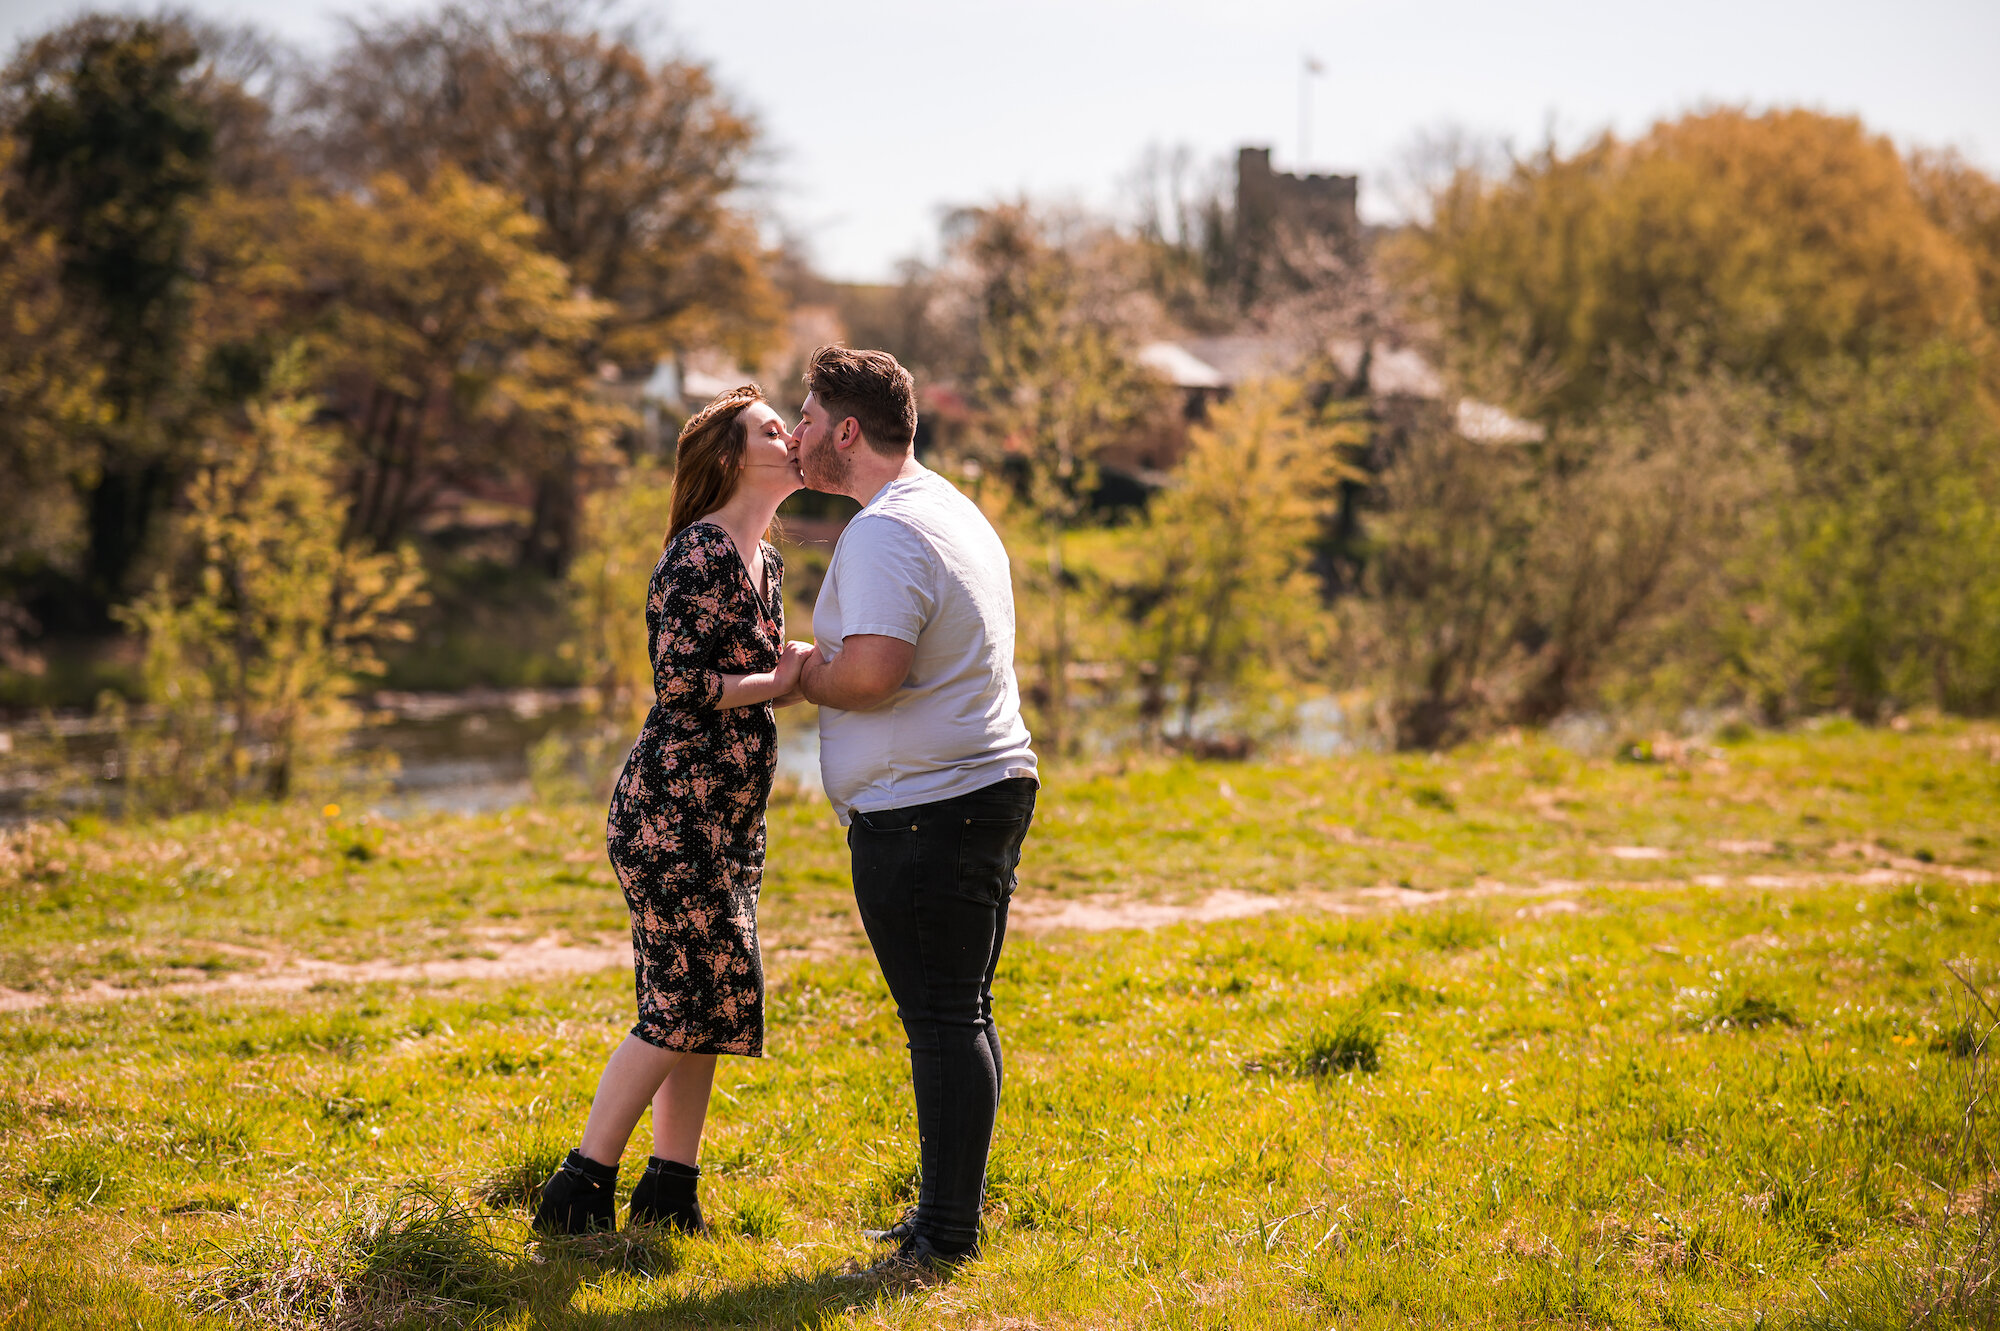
[[628, 1157, 705, 1233], [533, 1149, 618, 1235]]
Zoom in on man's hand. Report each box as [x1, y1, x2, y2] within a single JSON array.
[[801, 634, 916, 711], [771, 640, 815, 707]]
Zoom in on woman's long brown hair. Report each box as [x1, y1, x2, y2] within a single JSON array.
[[667, 383, 765, 548]]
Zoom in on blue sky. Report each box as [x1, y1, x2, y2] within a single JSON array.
[[3, 0, 1996, 281]]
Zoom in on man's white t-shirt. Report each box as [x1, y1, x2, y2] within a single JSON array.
[[813, 466, 1038, 824]]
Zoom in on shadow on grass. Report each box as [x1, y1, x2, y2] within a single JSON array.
[[552, 1262, 891, 1330], [187, 1185, 904, 1330]]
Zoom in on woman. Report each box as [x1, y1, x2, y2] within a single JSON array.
[[535, 384, 811, 1235]]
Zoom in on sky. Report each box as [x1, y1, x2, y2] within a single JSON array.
[[2, 0, 1997, 282]]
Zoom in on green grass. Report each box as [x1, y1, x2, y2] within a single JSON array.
[[0, 723, 1996, 1327]]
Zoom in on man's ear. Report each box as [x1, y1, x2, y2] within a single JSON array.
[[836, 416, 861, 451]]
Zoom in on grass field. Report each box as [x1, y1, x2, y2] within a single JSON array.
[[0, 721, 1995, 1328]]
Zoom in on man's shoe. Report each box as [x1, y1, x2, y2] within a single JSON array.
[[628, 1156, 706, 1234], [844, 1231, 970, 1285], [861, 1208, 915, 1244], [532, 1149, 617, 1235]]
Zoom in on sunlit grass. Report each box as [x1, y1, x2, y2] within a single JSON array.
[[0, 722, 1995, 1327]]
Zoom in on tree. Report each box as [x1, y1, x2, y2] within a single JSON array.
[[951, 204, 1162, 753], [270, 167, 621, 557], [1910, 149, 2000, 344], [1130, 379, 1363, 742], [2, 15, 217, 624], [528, 461, 673, 801], [308, 0, 779, 366], [305, 0, 779, 568], [1375, 108, 2000, 735], [1350, 414, 1535, 749], [1397, 109, 1987, 425], [117, 351, 425, 811], [1354, 377, 1764, 748], [0, 136, 106, 667], [564, 463, 673, 722], [1722, 345, 2000, 720]]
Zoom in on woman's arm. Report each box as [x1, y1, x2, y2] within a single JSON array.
[[715, 642, 812, 709]]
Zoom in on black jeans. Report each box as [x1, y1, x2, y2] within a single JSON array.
[[848, 776, 1037, 1251]]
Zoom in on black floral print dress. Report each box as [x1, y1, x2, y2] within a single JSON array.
[[606, 520, 783, 1056]]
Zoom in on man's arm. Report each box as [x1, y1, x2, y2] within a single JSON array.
[[800, 634, 916, 711]]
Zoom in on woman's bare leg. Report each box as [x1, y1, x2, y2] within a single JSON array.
[[650, 1053, 717, 1165], [578, 1035, 683, 1166]]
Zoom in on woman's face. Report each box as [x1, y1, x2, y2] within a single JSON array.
[[736, 401, 803, 493]]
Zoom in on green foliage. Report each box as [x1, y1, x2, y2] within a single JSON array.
[[563, 464, 675, 721], [1380, 109, 2000, 735], [7, 15, 213, 416], [1, 16, 228, 632], [0, 141, 104, 565], [529, 462, 676, 802], [959, 203, 1164, 752], [0, 3, 790, 670], [113, 351, 425, 811], [1724, 345, 2000, 720], [1399, 108, 1986, 425], [312, 1, 779, 368], [1127, 379, 1363, 742], [282, 167, 624, 555]]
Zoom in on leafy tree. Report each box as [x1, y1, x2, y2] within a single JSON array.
[[1910, 149, 2000, 342], [1399, 109, 1987, 424], [308, 0, 778, 366], [2, 15, 216, 623], [116, 351, 425, 811], [1378, 108, 2000, 735], [1129, 379, 1363, 742], [1355, 377, 1765, 748], [954, 204, 1162, 752], [305, 0, 778, 567], [1349, 415, 1535, 748], [564, 464, 673, 722], [0, 137, 106, 660], [1723, 345, 2000, 720], [528, 462, 674, 801], [270, 168, 620, 556]]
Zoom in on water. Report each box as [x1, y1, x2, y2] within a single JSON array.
[[0, 689, 826, 823], [0, 687, 1365, 824]]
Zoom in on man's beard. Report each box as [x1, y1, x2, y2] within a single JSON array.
[[800, 431, 850, 493]]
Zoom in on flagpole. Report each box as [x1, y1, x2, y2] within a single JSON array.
[[1299, 60, 1311, 168], [1299, 54, 1324, 170]]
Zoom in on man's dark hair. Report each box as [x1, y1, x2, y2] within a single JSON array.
[[804, 345, 917, 456]]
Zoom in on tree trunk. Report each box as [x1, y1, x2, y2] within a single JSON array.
[[76, 455, 170, 632]]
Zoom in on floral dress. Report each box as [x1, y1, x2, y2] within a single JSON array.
[[606, 520, 783, 1056]]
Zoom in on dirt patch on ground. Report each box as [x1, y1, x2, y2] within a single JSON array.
[[1009, 888, 1293, 933], [0, 933, 633, 1013], [2, 855, 1990, 1013]]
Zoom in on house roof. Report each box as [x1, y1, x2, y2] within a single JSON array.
[[1142, 333, 1546, 444], [1136, 341, 1227, 389], [1454, 398, 1546, 444]]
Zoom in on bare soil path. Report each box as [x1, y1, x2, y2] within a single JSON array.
[[3, 848, 1984, 1014]]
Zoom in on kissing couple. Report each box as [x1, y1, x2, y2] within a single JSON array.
[[530, 345, 1039, 1283]]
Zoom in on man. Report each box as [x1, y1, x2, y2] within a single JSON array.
[[792, 344, 1038, 1279]]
